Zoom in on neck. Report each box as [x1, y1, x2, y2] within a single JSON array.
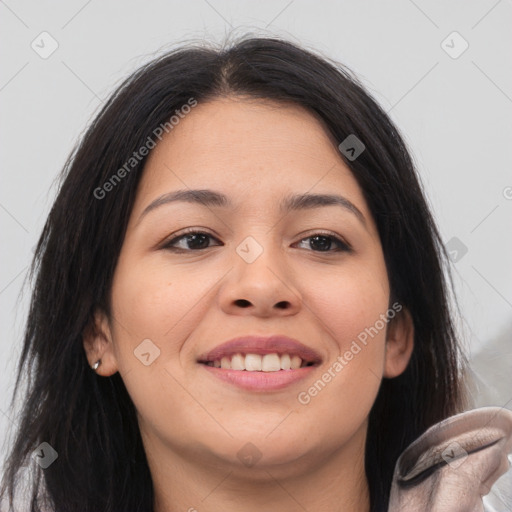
[[147, 426, 370, 512]]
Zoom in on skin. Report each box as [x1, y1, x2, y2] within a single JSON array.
[[84, 96, 414, 512]]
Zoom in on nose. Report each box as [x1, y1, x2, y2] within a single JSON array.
[[218, 237, 302, 318]]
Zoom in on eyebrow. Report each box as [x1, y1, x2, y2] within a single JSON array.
[[137, 188, 366, 226]]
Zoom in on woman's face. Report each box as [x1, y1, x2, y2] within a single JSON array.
[[86, 97, 413, 481]]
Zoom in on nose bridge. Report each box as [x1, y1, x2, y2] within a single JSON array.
[[219, 231, 301, 315], [233, 232, 288, 288]]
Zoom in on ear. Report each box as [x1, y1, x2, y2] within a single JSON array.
[[383, 306, 414, 378], [82, 308, 119, 377]]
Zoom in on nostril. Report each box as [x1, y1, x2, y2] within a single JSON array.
[[234, 299, 251, 308]]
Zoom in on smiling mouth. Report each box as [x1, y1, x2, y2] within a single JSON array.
[[199, 352, 317, 372]]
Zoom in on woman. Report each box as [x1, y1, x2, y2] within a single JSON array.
[[1, 36, 511, 512]]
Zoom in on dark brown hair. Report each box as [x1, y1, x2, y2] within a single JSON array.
[[0, 35, 465, 512]]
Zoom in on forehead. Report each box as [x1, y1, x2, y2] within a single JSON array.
[[133, 97, 369, 218]]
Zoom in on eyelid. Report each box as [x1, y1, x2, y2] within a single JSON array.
[[160, 227, 222, 249], [161, 228, 352, 253], [295, 230, 352, 252]]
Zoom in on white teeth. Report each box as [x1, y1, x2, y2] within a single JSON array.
[[231, 353, 245, 370], [245, 354, 262, 371], [290, 355, 302, 369], [280, 353, 291, 370], [262, 353, 281, 372], [208, 353, 309, 371]]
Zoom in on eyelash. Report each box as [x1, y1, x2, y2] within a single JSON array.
[[161, 228, 352, 253]]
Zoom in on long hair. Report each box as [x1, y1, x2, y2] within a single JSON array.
[[0, 35, 465, 512]]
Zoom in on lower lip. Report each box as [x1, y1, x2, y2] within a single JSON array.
[[199, 363, 318, 391]]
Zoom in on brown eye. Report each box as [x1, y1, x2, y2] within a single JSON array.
[[163, 231, 222, 251], [294, 233, 351, 253]]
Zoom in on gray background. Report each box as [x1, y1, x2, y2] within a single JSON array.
[[1, 1, 511, 509]]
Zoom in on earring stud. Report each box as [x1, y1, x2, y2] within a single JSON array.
[[92, 359, 101, 371]]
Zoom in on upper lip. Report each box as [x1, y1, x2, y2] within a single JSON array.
[[197, 335, 323, 364]]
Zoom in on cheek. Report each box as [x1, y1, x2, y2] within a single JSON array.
[[107, 252, 227, 414], [110, 255, 209, 351], [295, 257, 389, 414], [107, 257, 206, 438], [303, 258, 389, 354]]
